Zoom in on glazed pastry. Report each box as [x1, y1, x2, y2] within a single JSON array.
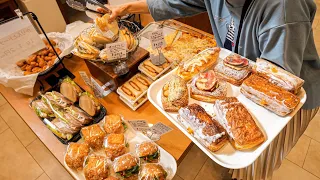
[[214, 54, 251, 86], [240, 74, 300, 116], [65, 142, 90, 170], [104, 133, 127, 160], [81, 124, 106, 150], [179, 104, 228, 152], [252, 58, 304, 94], [190, 70, 227, 102], [177, 47, 220, 81], [213, 97, 266, 150], [161, 76, 188, 112], [103, 114, 126, 134]]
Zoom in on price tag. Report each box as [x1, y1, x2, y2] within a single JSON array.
[[79, 71, 91, 87], [149, 122, 173, 136], [90, 77, 105, 98], [104, 41, 127, 61], [127, 120, 150, 132], [150, 29, 166, 49]]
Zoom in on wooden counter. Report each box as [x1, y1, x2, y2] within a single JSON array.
[[0, 56, 192, 177]]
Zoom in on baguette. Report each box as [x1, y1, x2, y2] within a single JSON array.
[[253, 58, 304, 94], [240, 74, 300, 116], [213, 97, 265, 150]]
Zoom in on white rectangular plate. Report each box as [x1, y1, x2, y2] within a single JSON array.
[[147, 48, 306, 169]]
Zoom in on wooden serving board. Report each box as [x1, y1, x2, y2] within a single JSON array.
[[85, 47, 149, 89]]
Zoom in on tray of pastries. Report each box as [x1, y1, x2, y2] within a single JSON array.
[[138, 58, 172, 81], [147, 47, 306, 169], [64, 114, 177, 180], [120, 94, 148, 111]]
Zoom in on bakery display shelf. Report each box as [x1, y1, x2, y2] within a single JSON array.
[[148, 48, 306, 169], [29, 78, 107, 145], [138, 58, 174, 81]]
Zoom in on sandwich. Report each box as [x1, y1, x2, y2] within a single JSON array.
[[64, 105, 93, 125], [240, 74, 300, 116], [84, 155, 109, 180], [43, 91, 73, 109], [118, 28, 137, 52], [161, 76, 188, 112], [119, 74, 152, 101], [95, 14, 119, 41], [51, 117, 80, 135], [73, 40, 100, 60], [31, 100, 54, 118], [81, 124, 106, 150], [190, 70, 227, 103], [65, 142, 90, 170], [136, 141, 160, 163], [104, 133, 127, 160], [177, 47, 220, 81], [252, 58, 304, 94], [214, 54, 251, 86], [79, 92, 101, 116], [90, 27, 114, 44], [113, 153, 140, 179], [103, 114, 126, 134], [213, 97, 265, 150], [179, 104, 228, 152], [60, 77, 83, 103], [78, 27, 96, 46], [139, 164, 168, 180], [44, 119, 73, 140], [139, 59, 170, 79]]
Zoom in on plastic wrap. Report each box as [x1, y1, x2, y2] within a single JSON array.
[[79, 92, 101, 117], [31, 99, 54, 118], [84, 154, 109, 180], [136, 141, 160, 163], [81, 124, 106, 150], [52, 118, 80, 135], [43, 91, 73, 109], [65, 142, 90, 170], [64, 105, 93, 125], [113, 153, 140, 179], [103, 114, 126, 134], [104, 133, 127, 160], [139, 163, 168, 180], [60, 77, 83, 103]]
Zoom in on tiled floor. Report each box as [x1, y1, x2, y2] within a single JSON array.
[[1, 1, 320, 180]]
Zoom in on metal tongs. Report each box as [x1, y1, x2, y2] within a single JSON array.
[[66, 0, 110, 15]]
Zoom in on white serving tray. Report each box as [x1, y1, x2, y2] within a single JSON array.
[[64, 131, 177, 180], [138, 58, 173, 81], [120, 95, 148, 111], [147, 48, 307, 169]]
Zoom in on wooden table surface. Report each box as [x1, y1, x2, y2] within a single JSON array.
[[0, 56, 192, 175]]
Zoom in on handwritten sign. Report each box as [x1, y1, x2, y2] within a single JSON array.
[[149, 122, 173, 136], [0, 16, 45, 66], [104, 41, 127, 61], [150, 29, 166, 49], [127, 120, 150, 132]]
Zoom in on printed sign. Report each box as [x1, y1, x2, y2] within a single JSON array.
[[150, 29, 166, 49], [104, 41, 127, 60], [0, 16, 45, 65], [149, 122, 173, 136], [127, 120, 150, 132]]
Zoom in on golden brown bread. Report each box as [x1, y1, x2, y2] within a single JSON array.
[[214, 97, 265, 150], [240, 74, 300, 116]]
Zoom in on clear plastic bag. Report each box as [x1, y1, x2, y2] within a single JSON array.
[[81, 124, 106, 150], [104, 133, 127, 161], [113, 153, 140, 179], [135, 141, 160, 163], [139, 163, 168, 180], [31, 99, 54, 118], [52, 118, 80, 135], [84, 154, 109, 180], [43, 91, 73, 109], [64, 105, 93, 125], [103, 114, 126, 134], [65, 142, 90, 170]]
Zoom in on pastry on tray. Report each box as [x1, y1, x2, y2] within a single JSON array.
[[79, 92, 101, 116], [84, 155, 109, 180], [104, 133, 127, 160], [113, 153, 140, 179], [60, 77, 83, 103], [240, 74, 300, 116], [81, 124, 106, 150], [190, 70, 228, 103], [161, 76, 188, 112], [103, 114, 126, 134], [179, 104, 228, 152], [214, 54, 251, 86], [136, 141, 160, 163], [139, 164, 168, 180], [119, 74, 152, 101], [213, 97, 265, 150], [139, 59, 171, 79], [252, 58, 304, 94], [177, 47, 221, 81], [65, 142, 90, 170]]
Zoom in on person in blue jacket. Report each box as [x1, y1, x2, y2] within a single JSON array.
[[99, 0, 320, 179]]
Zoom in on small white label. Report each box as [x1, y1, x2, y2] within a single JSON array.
[[104, 41, 127, 61], [149, 122, 173, 136], [79, 71, 91, 87], [127, 120, 150, 132], [90, 77, 105, 98], [150, 29, 166, 49]]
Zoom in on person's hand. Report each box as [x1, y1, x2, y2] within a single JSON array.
[[97, 5, 128, 23]]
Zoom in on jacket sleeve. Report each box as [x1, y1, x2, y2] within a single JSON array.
[[258, 22, 314, 76], [146, 0, 206, 21]]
